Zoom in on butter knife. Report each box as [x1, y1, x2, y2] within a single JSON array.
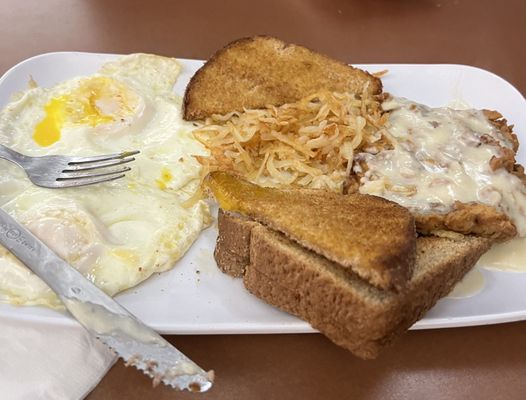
[[0, 208, 214, 392]]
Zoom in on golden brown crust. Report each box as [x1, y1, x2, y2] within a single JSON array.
[[481, 112, 526, 186], [183, 36, 382, 121], [483, 109, 519, 152], [513, 163, 526, 185], [415, 202, 517, 242], [216, 211, 492, 359], [207, 172, 416, 291]]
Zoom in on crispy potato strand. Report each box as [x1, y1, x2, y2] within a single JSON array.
[[193, 91, 386, 192]]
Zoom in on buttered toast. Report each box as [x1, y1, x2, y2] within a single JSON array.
[[206, 171, 416, 291], [215, 209, 491, 359], [206, 172, 492, 358], [183, 36, 382, 120]]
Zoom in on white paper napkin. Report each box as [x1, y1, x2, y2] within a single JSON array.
[[0, 316, 116, 400]]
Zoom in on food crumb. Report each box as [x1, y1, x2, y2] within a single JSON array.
[[189, 382, 202, 392]]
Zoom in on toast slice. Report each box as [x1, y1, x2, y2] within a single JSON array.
[[215, 210, 492, 359], [183, 36, 383, 120], [207, 171, 416, 291]]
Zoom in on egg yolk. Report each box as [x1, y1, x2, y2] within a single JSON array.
[[33, 98, 66, 147], [33, 76, 139, 147], [156, 167, 173, 190]]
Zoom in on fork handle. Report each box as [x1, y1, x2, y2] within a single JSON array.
[[0, 144, 28, 168]]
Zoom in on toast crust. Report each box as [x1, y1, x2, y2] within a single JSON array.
[[183, 36, 382, 120], [214, 211, 257, 277]]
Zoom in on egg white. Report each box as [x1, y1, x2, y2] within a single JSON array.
[[0, 54, 210, 308]]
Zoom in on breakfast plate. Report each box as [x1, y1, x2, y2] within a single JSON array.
[[0, 52, 525, 333]]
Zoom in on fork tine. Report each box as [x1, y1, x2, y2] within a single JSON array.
[[58, 166, 131, 180], [54, 173, 126, 188], [68, 150, 140, 165], [63, 157, 136, 172]]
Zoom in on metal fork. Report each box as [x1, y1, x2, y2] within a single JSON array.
[[0, 144, 139, 188]]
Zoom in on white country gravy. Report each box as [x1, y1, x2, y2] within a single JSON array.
[[355, 97, 526, 236], [446, 267, 485, 299], [477, 237, 526, 272], [447, 237, 526, 298]]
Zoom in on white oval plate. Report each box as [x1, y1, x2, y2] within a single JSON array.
[[0, 52, 525, 333]]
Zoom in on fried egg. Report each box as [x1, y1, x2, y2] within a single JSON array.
[[0, 54, 210, 308]]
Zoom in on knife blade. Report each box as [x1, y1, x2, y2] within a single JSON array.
[[0, 208, 214, 392]]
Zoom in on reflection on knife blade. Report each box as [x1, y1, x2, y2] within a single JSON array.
[[0, 208, 214, 392], [63, 299, 166, 346]]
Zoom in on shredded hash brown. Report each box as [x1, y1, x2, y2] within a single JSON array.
[[193, 91, 388, 192]]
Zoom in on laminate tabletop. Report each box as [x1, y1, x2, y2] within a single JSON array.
[[1, 1, 525, 399]]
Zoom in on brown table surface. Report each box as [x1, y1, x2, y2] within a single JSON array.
[[1, 0, 525, 399]]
